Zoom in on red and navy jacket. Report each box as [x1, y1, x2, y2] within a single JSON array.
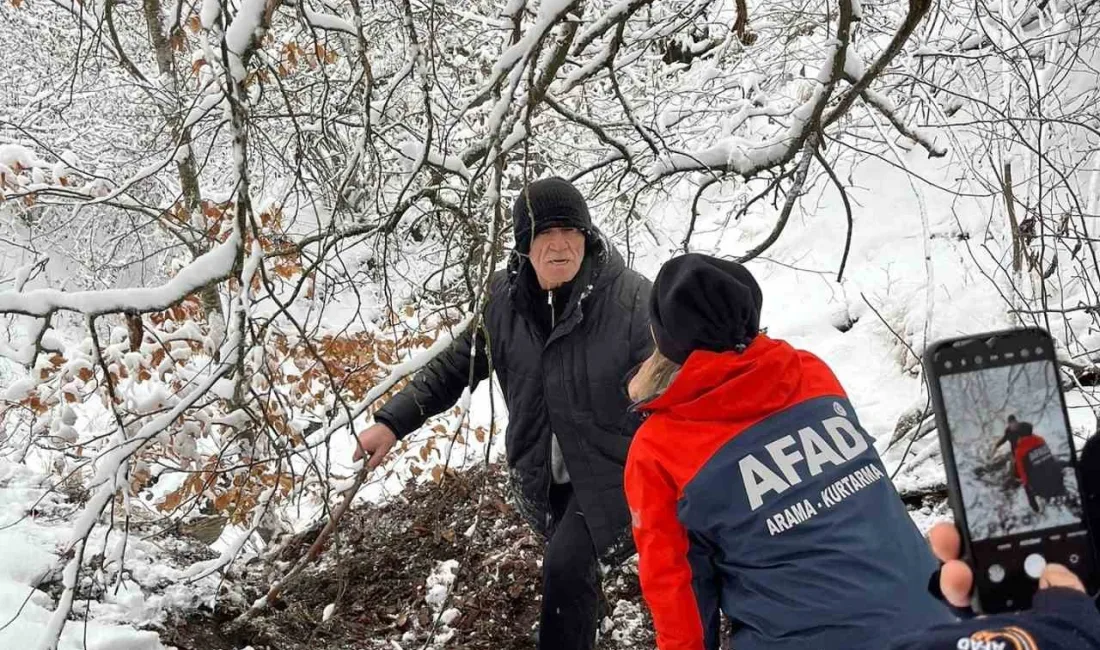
[[1014, 434, 1047, 486], [624, 335, 953, 650]]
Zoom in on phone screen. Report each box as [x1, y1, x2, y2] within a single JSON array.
[[937, 355, 1092, 610]]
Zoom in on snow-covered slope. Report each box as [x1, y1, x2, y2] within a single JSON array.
[[0, 458, 222, 649]]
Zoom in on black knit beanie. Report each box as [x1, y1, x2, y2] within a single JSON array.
[[650, 253, 763, 364], [511, 177, 593, 254]]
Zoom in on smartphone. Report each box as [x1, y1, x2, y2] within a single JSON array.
[[925, 327, 1097, 613]]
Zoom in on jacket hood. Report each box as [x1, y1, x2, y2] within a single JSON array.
[[641, 335, 824, 422]]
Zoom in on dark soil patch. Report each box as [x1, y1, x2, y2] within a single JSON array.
[[164, 463, 654, 649], [162, 610, 244, 650]]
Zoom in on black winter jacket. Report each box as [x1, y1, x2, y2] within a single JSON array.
[[374, 235, 653, 561]]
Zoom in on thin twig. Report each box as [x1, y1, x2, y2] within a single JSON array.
[[812, 145, 854, 282]]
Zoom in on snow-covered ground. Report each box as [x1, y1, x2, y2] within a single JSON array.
[[0, 457, 225, 649], [965, 464, 1080, 542]]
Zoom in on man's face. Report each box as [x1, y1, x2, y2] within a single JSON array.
[[529, 227, 585, 290]]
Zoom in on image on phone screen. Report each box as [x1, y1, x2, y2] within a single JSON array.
[[940, 359, 1081, 539], [935, 352, 1094, 612]]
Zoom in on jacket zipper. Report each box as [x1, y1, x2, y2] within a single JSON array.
[[546, 289, 555, 530], [542, 285, 590, 525]]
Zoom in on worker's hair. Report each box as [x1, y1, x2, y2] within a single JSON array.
[[628, 348, 682, 403]]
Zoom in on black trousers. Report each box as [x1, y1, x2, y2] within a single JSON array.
[[539, 483, 601, 650]]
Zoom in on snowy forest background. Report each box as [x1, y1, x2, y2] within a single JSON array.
[[2, 0, 1100, 647]]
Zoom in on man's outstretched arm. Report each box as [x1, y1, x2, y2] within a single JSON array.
[[355, 324, 491, 468], [374, 326, 490, 437]]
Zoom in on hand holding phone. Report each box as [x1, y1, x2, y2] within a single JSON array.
[[883, 522, 1100, 650], [930, 522, 1087, 607], [925, 328, 1097, 613]]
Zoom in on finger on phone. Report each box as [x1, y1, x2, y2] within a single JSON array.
[[940, 559, 974, 608], [929, 522, 962, 562], [1039, 563, 1085, 592]]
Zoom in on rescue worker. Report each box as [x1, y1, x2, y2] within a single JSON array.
[[992, 415, 1066, 512], [624, 252, 953, 650]]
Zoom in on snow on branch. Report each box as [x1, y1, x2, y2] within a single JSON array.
[[200, 0, 221, 28], [225, 0, 278, 81], [544, 94, 634, 163], [643, 0, 937, 184], [85, 141, 198, 207], [736, 131, 822, 263], [240, 332, 476, 621], [846, 72, 946, 157], [239, 287, 485, 624], [183, 85, 227, 130], [494, 0, 578, 77], [37, 340, 237, 649], [399, 141, 472, 181], [183, 481, 279, 582], [462, 0, 579, 120], [572, 0, 652, 55], [660, 0, 858, 263], [35, 541, 86, 650], [0, 230, 240, 318], [76, 356, 237, 542], [824, 0, 933, 128], [301, 4, 357, 35], [647, 3, 854, 181], [0, 312, 63, 367]]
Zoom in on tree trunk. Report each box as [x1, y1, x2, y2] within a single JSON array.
[[142, 0, 222, 318], [1000, 161, 1024, 274]]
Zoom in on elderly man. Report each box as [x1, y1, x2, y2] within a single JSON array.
[[354, 177, 653, 649]]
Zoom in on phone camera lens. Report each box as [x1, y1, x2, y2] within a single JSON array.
[[988, 564, 1006, 584], [975, 355, 983, 365], [1021, 348, 1030, 359], [944, 361, 953, 370]]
